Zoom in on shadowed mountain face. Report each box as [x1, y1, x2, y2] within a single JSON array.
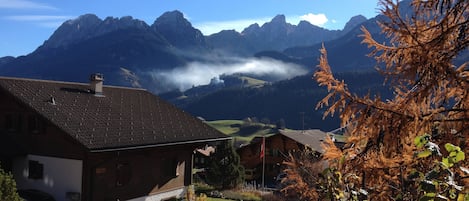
[[0, 27, 185, 91], [206, 14, 367, 56], [281, 16, 385, 72], [151, 11, 207, 50], [173, 71, 392, 131], [41, 14, 150, 50], [0, 10, 370, 94]]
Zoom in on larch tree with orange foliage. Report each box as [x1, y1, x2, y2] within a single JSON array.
[[283, 0, 468, 200]]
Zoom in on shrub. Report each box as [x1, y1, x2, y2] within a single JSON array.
[[221, 190, 261, 201], [0, 166, 21, 201]]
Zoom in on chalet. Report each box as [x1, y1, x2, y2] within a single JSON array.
[[0, 74, 230, 201], [237, 129, 329, 183]]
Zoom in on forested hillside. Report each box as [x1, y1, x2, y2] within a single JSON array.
[[177, 71, 391, 131]]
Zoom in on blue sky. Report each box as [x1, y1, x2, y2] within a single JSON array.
[[0, 0, 381, 57]]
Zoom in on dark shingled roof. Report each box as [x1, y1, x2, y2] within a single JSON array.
[[279, 129, 328, 153], [0, 76, 228, 151]]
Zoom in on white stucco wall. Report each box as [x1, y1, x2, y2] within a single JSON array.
[[12, 154, 82, 201], [127, 187, 186, 201]]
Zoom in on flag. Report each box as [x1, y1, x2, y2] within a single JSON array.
[[260, 137, 265, 159]]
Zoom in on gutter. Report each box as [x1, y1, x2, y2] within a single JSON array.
[[89, 137, 233, 153]]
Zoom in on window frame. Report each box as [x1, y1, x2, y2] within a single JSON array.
[[28, 160, 44, 180], [116, 162, 131, 187]]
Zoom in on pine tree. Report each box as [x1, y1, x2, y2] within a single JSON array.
[[205, 140, 244, 189]]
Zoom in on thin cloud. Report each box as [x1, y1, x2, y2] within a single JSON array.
[[149, 57, 307, 91], [0, 0, 56, 10], [194, 17, 271, 35], [181, 12, 191, 21], [300, 13, 328, 27], [3, 15, 73, 28], [36, 21, 66, 28], [4, 15, 72, 21]]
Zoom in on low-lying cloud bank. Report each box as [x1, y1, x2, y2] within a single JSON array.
[[149, 57, 307, 91]]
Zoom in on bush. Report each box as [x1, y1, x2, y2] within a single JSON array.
[[221, 190, 261, 201], [194, 183, 215, 194], [261, 194, 287, 201], [0, 165, 21, 201]]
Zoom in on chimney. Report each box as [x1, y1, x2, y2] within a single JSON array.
[[90, 73, 104, 96]]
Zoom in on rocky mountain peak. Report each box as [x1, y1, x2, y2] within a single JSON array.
[[66, 14, 101, 26], [343, 15, 367, 33], [240, 23, 259, 36], [208, 13, 348, 55], [261, 14, 293, 31], [259, 14, 294, 39], [42, 14, 149, 49], [296, 20, 322, 31], [42, 14, 102, 49], [151, 10, 206, 49], [152, 10, 191, 29], [241, 23, 260, 35], [271, 14, 287, 24], [101, 16, 148, 31]]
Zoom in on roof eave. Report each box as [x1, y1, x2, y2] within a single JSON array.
[[89, 136, 233, 153]]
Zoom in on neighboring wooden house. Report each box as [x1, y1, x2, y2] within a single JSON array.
[[237, 129, 329, 183], [191, 145, 216, 183], [0, 75, 229, 201], [193, 145, 215, 169]]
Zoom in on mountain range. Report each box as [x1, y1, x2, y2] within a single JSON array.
[[207, 14, 367, 56], [0, 9, 401, 130], [0, 10, 372, 91]]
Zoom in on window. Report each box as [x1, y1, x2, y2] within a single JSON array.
[[17, 115, 23, 132], [28, 160, 44, 179], [116, 163, 131, 186], [5, 114, 13, 131], [28, 115, 43, 134], [272, 149, 279, 157], [5, 114, 23, 133]]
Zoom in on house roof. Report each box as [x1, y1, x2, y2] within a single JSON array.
[[279, 129, 328, 153], [0, 76, 229, 151]]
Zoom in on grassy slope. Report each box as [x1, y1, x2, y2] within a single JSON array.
[[207, 120, 243, 134], [206, 120, 277, 142], [239, 76, 266, 88], [206, 119, 347, 144]]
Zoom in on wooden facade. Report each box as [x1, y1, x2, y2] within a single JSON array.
[[84, 145, 194, 200], [237, 130, 328, 184], [237, 135, 301, 182]]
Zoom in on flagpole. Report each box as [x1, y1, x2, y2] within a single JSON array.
[[261, 136, 265, 190]]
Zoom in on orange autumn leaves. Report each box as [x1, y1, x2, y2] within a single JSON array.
[[291, 0, 469, 200]]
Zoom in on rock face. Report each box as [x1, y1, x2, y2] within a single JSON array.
[[243, 15, 295, 51], [42, 14, 149, 49], [26, 11, 369, 60], [151, 10, 207, 49], [205, 30, 251, 55], [206, 15, 365, 55], [0, 13, 188, 93], [0, 10, 375, 93], [343, 15, 367, 33]]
